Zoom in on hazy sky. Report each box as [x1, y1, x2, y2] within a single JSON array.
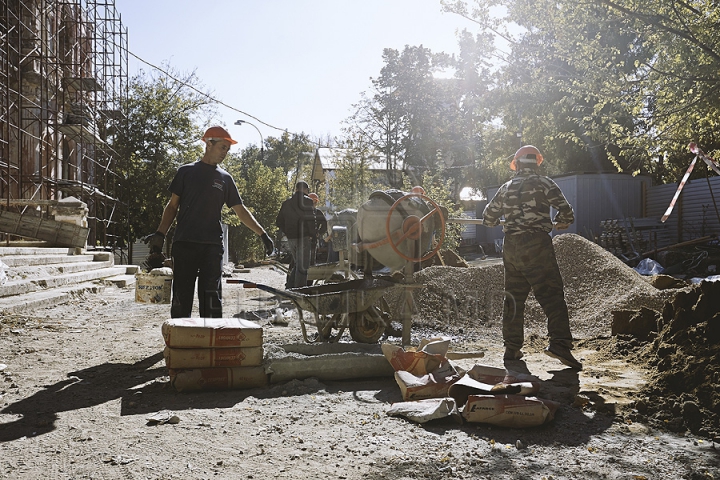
[[115, 0, 476, 149]]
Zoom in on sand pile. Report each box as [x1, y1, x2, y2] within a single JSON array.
[[408, 233, 681, 339]]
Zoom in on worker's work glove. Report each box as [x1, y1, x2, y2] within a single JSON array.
[[143, 231, 165, 254], [553, 223, 570, 231], [260, 232, 274, 256]]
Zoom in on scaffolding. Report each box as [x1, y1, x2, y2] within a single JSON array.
[[0, 0, 127, 254]]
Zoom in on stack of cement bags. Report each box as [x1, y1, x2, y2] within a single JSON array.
[[161, 318, 267, 392]]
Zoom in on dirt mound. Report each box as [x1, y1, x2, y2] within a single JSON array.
[[628, 281, 720, 439], [407, 233, 680, 339]]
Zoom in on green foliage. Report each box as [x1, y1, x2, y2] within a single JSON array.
[[441, 0, 720, 184], [114, 68, 214, 241], [222, 153, 289, 263], [346, 46, 468, 188], [327, 135, 385, 210], [262, 132, 316, 179]]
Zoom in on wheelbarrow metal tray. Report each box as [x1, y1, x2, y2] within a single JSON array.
[[287, 277, 398, 315]]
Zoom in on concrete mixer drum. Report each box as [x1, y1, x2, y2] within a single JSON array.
[[356, 190, 445, 271]]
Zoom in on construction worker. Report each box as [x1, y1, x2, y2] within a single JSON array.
[[145, 126, 274, 318], [275, 181, 315, 288], [307, 193, 328, 267], [482, 145, 581, 370]]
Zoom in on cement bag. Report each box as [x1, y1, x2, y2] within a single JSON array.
[[169, 366, 267, 392], [448, 364, 542, 407], [381, 343, 445, 376], [387, 397, 462, 424], [393, 360, 461, 401], [163, 346, 263, 369], [162, 317, 263, 348], [462, 394, 560, 428]]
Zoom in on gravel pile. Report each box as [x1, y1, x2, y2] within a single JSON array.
[[406, 233, 683, 339]]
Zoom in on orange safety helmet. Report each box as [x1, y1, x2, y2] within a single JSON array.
[[202, 126, 238, 145], [511, 145, 544, 171], [308, 192, 319, 205], [411, 186, 425, 195]]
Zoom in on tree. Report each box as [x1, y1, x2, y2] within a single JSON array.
[[114, 68, 215, 242], [327, 134, 384, 210], [261, 131, 316, 179], [222, 152, 288, 263], [442, 0, 720, 184], [346, 46, 457, 187]]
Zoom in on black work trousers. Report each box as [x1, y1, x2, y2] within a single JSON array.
[[170, 241, 223, 318]]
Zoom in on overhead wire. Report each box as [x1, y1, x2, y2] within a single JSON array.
[[126, 50, 327, 147]]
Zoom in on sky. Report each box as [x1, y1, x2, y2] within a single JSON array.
[[115, 0, 477, 150]]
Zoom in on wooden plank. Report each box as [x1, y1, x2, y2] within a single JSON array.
[[0, 210, 88, 248]]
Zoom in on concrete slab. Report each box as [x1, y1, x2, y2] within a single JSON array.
[[266, 342, 395, 383]]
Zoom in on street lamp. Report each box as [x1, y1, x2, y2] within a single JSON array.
[[234, 119, 264, 159]]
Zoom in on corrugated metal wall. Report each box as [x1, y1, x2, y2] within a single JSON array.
[[646, 175, 720, 246], [475, 173, 651, 247]]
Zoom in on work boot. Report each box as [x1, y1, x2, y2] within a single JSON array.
[[544, 344, 582, 370], [503, 348, 523, 360]]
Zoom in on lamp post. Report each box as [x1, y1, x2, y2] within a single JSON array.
[[234, 120, 264, 160]]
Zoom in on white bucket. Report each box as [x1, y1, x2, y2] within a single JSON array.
[[135, 273, 173, 304]]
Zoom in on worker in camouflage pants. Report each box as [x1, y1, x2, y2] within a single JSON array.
[[482, 145, 582, 370]]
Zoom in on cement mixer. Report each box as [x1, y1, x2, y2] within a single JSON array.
[[355, 189, 446, 273], [300, 188, 448, 345]]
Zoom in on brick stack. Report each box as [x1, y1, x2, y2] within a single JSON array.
[[161, 318, 267, 392]]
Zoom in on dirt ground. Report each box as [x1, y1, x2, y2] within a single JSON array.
[[1, 237, 720, 479]]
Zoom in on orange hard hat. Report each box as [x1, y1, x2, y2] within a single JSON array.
[[511, 145, 543, 171], [308, 193, 319, 204], [202, 126, 237, 145], [411, 186, 425, 194]]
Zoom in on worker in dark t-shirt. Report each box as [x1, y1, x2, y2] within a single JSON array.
[[144, 126, 274, 318]]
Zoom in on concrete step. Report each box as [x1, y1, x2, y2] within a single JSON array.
[[0, 254, 96, 267], [116, 264, 141, 275], [34, 266, 129, 289], [0, 281, 106, 313], [0, 246, 140, 312], [103, 274, 137, 288], [0, 266, 130, 298], [4, 260, 114, 280], [0, 247, 77, 256]]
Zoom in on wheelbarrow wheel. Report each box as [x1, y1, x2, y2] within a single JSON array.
[[348, 306, 387, 343]]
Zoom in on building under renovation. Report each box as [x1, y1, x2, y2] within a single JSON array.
[[0, 0, 127, 255]]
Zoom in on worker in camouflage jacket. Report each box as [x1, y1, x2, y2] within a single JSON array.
[[482, 145, 582, 370]]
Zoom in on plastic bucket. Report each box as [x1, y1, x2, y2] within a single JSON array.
[[135, 273, 172, 304]]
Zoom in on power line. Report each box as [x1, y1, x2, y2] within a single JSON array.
[[126, 50, 327, 146]]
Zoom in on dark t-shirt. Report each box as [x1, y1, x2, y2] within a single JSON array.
[[169, 160, 243, 245]]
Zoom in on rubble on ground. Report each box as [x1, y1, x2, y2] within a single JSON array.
[[392, 233, 720, 438], [623, 280, 720, 439]]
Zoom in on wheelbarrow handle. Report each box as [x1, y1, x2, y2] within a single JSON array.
[[225, 278, 303, 301]]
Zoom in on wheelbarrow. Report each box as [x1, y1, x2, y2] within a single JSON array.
[[227, 277, 402, 343]]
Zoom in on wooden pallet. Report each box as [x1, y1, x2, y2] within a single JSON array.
[[0, 209, 89, 248]]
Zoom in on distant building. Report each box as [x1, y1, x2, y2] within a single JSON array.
[[309, 147, 390, 207]]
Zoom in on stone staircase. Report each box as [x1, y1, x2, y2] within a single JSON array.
[[0, 247, 139, 313]]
